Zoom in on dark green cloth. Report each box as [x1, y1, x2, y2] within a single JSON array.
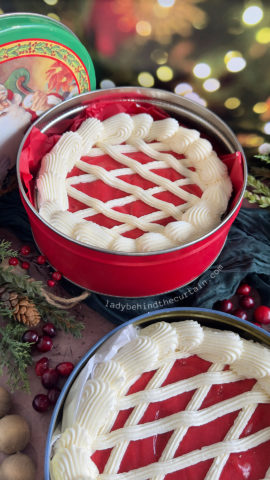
[[0, 190, 269, 324]]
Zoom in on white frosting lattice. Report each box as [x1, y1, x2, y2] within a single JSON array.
[[50, 321, 270, 480], [37, 113, 232, 253]]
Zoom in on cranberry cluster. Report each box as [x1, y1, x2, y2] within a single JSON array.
[[33, 357, 74, 413], [217, 282, 270, 325], [8, 244, 62, 288], [22, 323, 74, 413]]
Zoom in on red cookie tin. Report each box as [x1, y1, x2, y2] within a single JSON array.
[[0, 12, 95, 172], [17, 87, 247, 298]]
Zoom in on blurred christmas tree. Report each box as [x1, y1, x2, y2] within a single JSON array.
[[0, 0, 269, 161]]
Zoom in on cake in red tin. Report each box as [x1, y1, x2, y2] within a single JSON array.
[[50, 320, 270, 479], [36, 111, 232, 253]]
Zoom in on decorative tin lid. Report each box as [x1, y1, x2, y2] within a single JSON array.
[[0, 12, 96, 179]]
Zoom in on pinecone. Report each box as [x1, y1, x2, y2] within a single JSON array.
[[0, 284, 41, 327]]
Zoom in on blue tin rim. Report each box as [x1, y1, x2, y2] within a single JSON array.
[[44, 306, 270, 479]]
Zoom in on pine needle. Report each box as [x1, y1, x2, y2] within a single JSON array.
[[0, 240, 17, 263], [0, 322, 32, 392], [247, 174, 270, 197], [254, 154, 270, 165], [244, 190, 270, 208]]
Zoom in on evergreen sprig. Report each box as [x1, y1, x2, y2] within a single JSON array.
[[247, 174, 270, 197], [254, 153, 270, 165], [0, 240, 85, 390], [0, 266, 44, 297], [245, 152, 270, 208], [0, 240, 17, 263], [0, 322, 32, 392], [244, 190, 270, 208], [36, 299, 84, 338]]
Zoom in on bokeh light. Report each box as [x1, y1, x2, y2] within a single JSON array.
[[256, 27, 270, 44], [242, 5, 263, 26], [156, 65, 174, 81], [136, 21, 152, 37], [224, 97, 241, 109], [193, 63, 211, 78], [185, 92, 207, 106], [138, 72, 155, 87], [253, 102, 268, 114], [47, 13, 60, 21], [225, 52, 246, 72], [263, 122, 270, 135], [100, 79, 116, 89], [43, 0, 58, 5], [203, 78, 220, 92], [174, 83, 193, 95], [150, 49, 168, 65], [158, 0, 175, 6]]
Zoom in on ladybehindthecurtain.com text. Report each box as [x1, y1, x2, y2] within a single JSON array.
[[105, 264, 223, 313]]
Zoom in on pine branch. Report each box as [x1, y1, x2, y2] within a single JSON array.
[[0, 322, 32, 392], [0, 304, 13, 318], [36, 300, 84, 338], [254, 154, 270, 165], [0, 240, 17, 263], [0, 266, 44, 297], [247, 175, 270, 197], [244, 190, 270, 208]]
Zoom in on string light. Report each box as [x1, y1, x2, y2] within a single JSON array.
[[193, 63, 211, 78], [242, 5, 263, 26], [136, 21, 152, 37], [256, 27, 270, 44], [263, 122, 270, 135], [100, 79, 116, 89], [225, 97, 241, 109], [203, 78, 220, 92], [174, 83, 193, 95], [253, 102, 268, 114], [138, 72, 155, 87], [156, 65, 174, 81]]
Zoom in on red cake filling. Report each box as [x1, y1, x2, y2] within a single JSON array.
[[91, 355, 270, 479], [67, 149, 203, 239]]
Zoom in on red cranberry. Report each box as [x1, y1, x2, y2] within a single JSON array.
[[37, 255, 46, 265], [219, 299, 233, 313], [42, 323, 56, 338], [22, 330, 39, 344], [48, 387, 61, 405], [32, 394, 50, 412], [21, 261, 30, 270], [8, 257, 18, 266], [35, 357, 49, 377], [20, 245, 31, 255], [237, 283, 251, 296], [56, 362, 74, 377], [233, 309, 248, 321], [51, 271, 62, 282], [240, 295, 255, 310], [42, 368, 59, 389], [47, 279, 56, 288], [36, 336, 53, 353], [254, 305, 270, 325]]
